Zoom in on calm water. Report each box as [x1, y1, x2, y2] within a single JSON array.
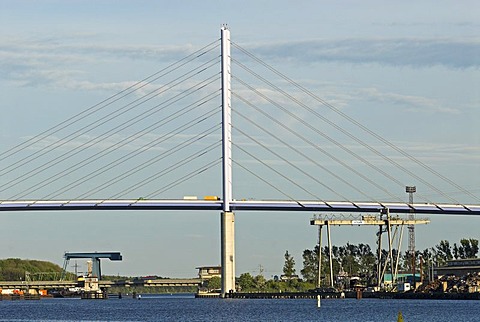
[[0, 294, 479, 321]]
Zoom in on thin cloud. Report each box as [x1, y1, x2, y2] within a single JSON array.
[[244, 37, 480, 69], [0, 36, 206, 90], [358, 87, 461, 114], [0, 39, 196, 63]]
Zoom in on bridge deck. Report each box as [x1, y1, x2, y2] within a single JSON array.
[[0, 199, 479, 215], [0, 278, 201, 289]]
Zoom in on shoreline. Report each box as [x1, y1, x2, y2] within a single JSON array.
[[216, 291, 480, 300]]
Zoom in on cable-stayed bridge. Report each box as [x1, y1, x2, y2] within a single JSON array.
[[1, 27, 479, 296]]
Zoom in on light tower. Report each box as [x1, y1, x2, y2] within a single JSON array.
[[406, 185, 416, 287]]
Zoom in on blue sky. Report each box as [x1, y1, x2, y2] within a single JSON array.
[[0, 1, 479, 278]]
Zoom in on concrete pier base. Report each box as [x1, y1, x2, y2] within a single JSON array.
[[221, 211, 235, 297]]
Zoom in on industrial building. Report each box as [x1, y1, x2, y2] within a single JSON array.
[[435, 258, 480, 277]]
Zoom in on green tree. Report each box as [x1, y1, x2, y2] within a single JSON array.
[[0, 258, 64, 281], [458, 238, 479, 258], [453, 243, 460, 259], [254, 274, 266, 290], [301, 245, 319, 283], [283, 250, 296, 278], [237, 273, 255, 291], [469, 239, 479, 257], [358, 244, 376, 284], [342, 254, 360, 276], [206, 276, 221, 291], [434, 240, 453, 265], [420, 248, 434, 280], [323, 246, 342, 281]]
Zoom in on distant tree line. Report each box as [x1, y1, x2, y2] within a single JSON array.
[[300, 238, 478, 287], [0, 238, 478, 293], [0, 258, 66, 281], [235, 238, 479, 292]]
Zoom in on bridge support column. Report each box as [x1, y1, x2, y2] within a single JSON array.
[[221, 211, 235, 297], [92, 258, 101, 278]]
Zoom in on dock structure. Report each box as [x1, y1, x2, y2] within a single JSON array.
[[0, 278, 201, 292], [310, 208, 430, 290]]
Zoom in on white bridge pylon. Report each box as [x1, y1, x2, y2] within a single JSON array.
[[220, 25, 235, 297]]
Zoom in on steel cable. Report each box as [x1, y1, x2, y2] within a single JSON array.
[[233, 80, 401, 201], [73, 121, 221, 200], [112, 142, 221, 199], [0, 55, 220, 177], [234, 109, 374, 201], [16, 94, 221, 199], [2, 72, 221, 195], [233, 42, 477, 202], [145, 158, 222, 199], [0, 40, 220, 162]]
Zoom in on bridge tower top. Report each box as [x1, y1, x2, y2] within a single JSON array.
[[221, 25, 232, 212]]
